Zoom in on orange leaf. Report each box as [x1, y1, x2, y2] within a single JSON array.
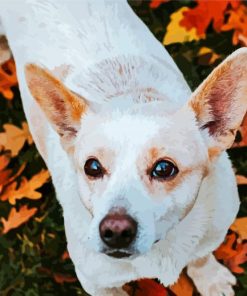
[[0, 122, 33, 156], [227, 243, 247, 274], [236, 175, 247, 185], [231, 217, 247, 240], [149, 0, 170, 9], [61, 250, 70, 261], [222, 4, 247, 46], [53, 273, 77, 284], [180, 0, 240, 37], [0, 59, 18, 100], [233, 113, 247, 147], [214, 233, 238, 261], [169, 273, 194, 296], [1, 205, 37, 234], [0, 153, 25, 194], [214, 233, 247, 274], [1, 169, 50, 205]]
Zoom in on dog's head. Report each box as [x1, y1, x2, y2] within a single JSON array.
[[25, 49, 247, 259]]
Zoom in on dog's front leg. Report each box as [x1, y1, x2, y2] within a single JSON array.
[[187, 253, 236, 296]]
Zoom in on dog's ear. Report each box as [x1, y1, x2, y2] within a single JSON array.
[[188, 48, 247, 155], [25, 64, 87, 142]]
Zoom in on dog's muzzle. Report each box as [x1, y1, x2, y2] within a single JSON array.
[[99, 210, 137, 259]]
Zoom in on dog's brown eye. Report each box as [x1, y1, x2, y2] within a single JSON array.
[[84, 158, 104, 178], [150, 160, 178, 180]]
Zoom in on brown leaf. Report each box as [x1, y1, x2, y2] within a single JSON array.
[[0, 59, 18, 100], [0, 152, 25, 194], [124, 279, 167, 296], [1, 169, 50, 205], [236, 175, 247, 185], [231, 218, 247, 240], [169, 273, 194, 296], [0, 122, 33, 156], [53, 273, 77, 284], [1, 205, 37, 234]]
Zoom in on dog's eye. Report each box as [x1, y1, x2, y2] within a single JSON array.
[[150, 160, 178, 180], [84, 158, 104, 178]]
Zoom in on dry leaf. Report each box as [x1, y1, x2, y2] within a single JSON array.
[[197, 47, 220, 65], [1, 205, 37, 234], [0, 153, 25, 194], [215, 233, 247, 274], [233, 113, 247, 147], [124, 279, 167, 296], [163, 7, 201, 45], [1, 169, 50, 205], [227, 243, 247, 274], [180, 0, 240, 37], [169, 273, 194, 296], [53, 273, 77, 284], [0, 59, 18, 100], [236, 175, 247, 185], [231, 218, 247, 240], [149, 0, 170, 9], [214, 233, 238, 261], [0, 122, 33, 156], [222, 4, 247, 46]]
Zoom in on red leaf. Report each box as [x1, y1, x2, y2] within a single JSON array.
[[180, 0, 240, 37], [149, 0, 170, 9]]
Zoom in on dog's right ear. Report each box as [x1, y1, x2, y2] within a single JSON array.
[[25, 64, 87, 143]]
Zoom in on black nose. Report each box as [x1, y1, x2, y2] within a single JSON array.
[[99, 213, 137, 249]]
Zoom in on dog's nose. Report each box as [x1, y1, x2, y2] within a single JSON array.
[[99, 213, 137, 249]]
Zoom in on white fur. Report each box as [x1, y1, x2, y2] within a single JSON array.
[[0, 1, 242, 295]]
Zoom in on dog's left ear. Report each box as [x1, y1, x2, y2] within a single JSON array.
[[25, 64, 87, 144], [188, 48, 247, 154]]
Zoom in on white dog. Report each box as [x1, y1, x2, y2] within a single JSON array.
[[0, 1, 247, 295]]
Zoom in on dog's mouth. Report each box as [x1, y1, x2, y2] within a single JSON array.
[[105, 250, 132, 259]]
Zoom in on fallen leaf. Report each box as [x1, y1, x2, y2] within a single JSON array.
[[0, 122, 33, 156], [1, 205, 37, 234], [231, 218, 247, 240], [236, 175, 247, 185], [197, 47, 220, 65], [214, 233, 238, 261], [233, 113, 247, 147], [180, 0, 240, 37], [222, 4, 247, 46], [228, 243, 247, 274], [124, 279, 167, 296], [0, 153, 25, 194], [163, 7, 201, 45], [61, 250, 70, 261], [1, 169, 50, 205], [0, 59, 18, 100], [215, 233, 247, 274], [169, 273, 194, 296], [149, 0, 170, 9], [53, 273, 77, 284]]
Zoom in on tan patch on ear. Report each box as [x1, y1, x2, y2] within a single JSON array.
[[25, 64, 87, 138]]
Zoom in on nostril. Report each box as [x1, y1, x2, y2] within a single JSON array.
[[121, 229, 132, 239], [104, 229, 113, 239]]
